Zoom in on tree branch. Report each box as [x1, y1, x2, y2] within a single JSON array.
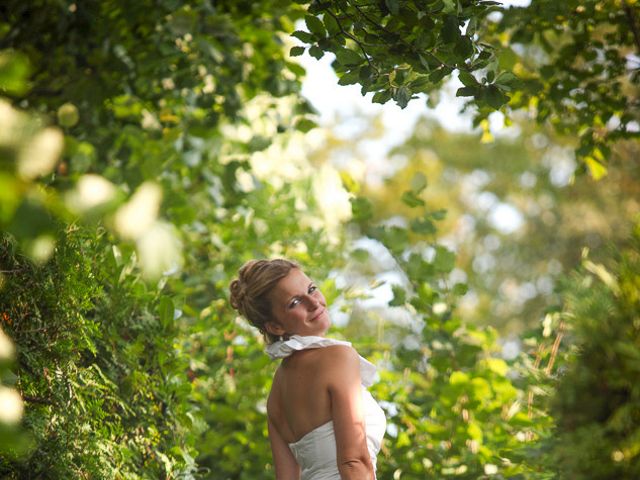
[[544, 321, 565, 375], [349, 1, 454, 71], [324, 8, 378, 73], [22, 394, 54, 405], [623, 1, 640, 56]]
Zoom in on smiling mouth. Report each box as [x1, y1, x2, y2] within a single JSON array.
[[310, 308, 325, 321]]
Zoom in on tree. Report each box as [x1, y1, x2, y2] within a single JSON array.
[[541, 230, 640, 479], [0, 1, 333, 477], [362, 117, 640, 333], [296, 0, 640, 175], [1, 0, 639, 478]]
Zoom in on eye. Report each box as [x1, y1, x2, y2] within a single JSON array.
[[308, 285, 317, 294], [288, 298, 301, 309]]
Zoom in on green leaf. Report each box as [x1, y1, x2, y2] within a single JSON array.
[[401, 190, 425, 208], [442, 0, 457, 13], [433, 246, 456, 273], [485, 85, 508, 109], [456, 86, 477, 97], [419, 53, 438, 71], [309, 45, 324, 59], [407, 253, 435, 282], [385, 0, 400, 15], [458, 71, 478, 87], [431, 209, 447, 220], [453, 36, 473, 59], [383, 226, 410, 254], [450, 370, 469, 385], [483, 358, 509, 376], [359, 65, 373, 82], [286, 60, 306, 77], [452, 283, 468, 296], [293, 117, 317, 133], [430, 68, 448, 83], [410, 217, 436, 235], [247, 135, 271, 152], [323, 13, 340, 35], [338, 69, 360, 85], [372, 90, 392, 104], [335, 48, 363, 66], [291, 30, 314, 43], [159, 296, 174, 327], [0, 51, 31, 95], [351, 248, 370, 262], [389, 285, 407, 306], [394, 86, 412, 109], [498, 47, 519, 70], [350, 196, 374, 221], [289, 46, 305, 57], [495, 71, 519, 87], [441, 16, 460, 44], [409, 76, 431, 90], [8, 199, 56, 241], [305, 15, 326, 37], [585, 156, 607, 180]]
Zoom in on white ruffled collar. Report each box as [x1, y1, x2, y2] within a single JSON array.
[[265, 335, 378, 387]]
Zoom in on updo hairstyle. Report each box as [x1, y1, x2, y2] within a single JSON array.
[[229, 258, 299, 344]]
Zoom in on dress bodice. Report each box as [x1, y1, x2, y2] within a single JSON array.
[[287, 386, 386, 479], [266, 335, 386, 480]]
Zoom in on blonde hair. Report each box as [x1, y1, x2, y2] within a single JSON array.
[[229, 258, 299, 344]]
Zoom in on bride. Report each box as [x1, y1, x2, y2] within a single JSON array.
[[230, 259, 385, 479]]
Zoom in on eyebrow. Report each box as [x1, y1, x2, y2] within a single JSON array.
[[286, 282, 314, 305]]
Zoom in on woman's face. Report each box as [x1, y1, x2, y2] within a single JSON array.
[[266, 268, 330, 338]]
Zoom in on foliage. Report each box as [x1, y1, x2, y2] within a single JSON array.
[[0, 0, 639, 479], [291, 0, 511, 109], [358, 117, 640, 332], [0, 229, 197, 478], [346, 186, 553, 479], [482, 0, 640, 178], [0, 0, 312, 266], [542, 231, 640, 479], [0, 0, 334, 477], [298, 0, 640, 173]]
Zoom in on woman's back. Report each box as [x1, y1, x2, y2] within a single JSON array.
[[267, 345, 337, 444], [266, 338, 385, 479]]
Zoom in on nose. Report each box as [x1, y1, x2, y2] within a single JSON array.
[[305, 295, 320, 310]]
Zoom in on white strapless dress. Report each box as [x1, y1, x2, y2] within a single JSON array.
[[266, 336, 386, 480]]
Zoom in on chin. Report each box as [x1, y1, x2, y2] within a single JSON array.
[[319, 321, 331, 335]]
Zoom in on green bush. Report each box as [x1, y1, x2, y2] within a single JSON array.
[[545, 228, 640, 479], [0, 229, 196, 478]]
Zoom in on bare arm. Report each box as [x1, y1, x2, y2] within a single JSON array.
[[267, 415, 301, 480], [326, 346, 374, 480]]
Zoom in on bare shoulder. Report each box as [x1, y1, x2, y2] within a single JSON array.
[[316, 345, 360, 380], [317, 344, 359, 364]]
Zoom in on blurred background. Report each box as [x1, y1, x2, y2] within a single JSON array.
[[1, 0, 638, 479]]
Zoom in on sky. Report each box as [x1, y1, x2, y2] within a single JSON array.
[[298, 53, 472, 164]]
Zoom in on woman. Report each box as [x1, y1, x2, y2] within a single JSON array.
[[229, 258, 385, 479]]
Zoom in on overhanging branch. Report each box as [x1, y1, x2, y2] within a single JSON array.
[[623, 1, 640, 56]]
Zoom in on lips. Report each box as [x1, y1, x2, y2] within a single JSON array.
[[310, 308, 325, 322]]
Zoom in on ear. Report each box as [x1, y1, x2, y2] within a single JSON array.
[[264, 321, 285, 336]]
